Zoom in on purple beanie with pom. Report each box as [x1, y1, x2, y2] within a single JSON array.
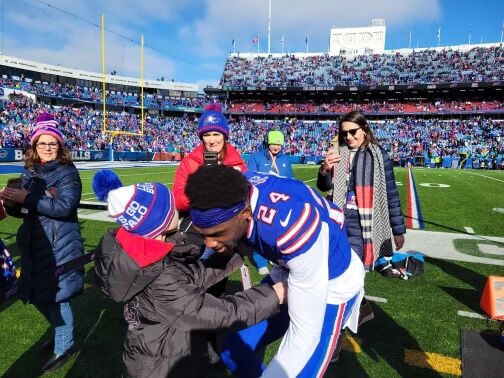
[[30, 113, 64, 146], [197, 103, 229, 140]]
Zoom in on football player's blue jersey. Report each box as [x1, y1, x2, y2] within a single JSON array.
[[245, 171, 351, 279]]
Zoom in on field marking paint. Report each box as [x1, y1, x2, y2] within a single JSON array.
[[419, 183, 450, 188], [303, 178, 317, 183], [464, 227, 475, 234], [365, 295, 388, 303], [457, 310, 488, 320], [466, 172, 504, 183], [404, 349, 461, 376], [478, 243, 504, 256], [493, 208, 504, 214], [83, 309, 107, 345], [80, 172, 174, 180]]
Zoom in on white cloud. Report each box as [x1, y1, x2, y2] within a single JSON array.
[[0, 0, 446, 84], [183, 0, 441, 56]]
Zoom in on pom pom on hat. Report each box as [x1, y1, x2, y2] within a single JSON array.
[[197, 103, 229, 140], [92, 170, 176, 239], [30, 112, 64, 145], [92, 169, 123, 201]]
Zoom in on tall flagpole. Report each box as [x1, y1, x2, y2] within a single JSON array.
[[409, 29, 412, 49], [267, 0, 271, 54], [257, 36, 260, 54], [101, 14, 106, 133], [437, 27, 441, 47], [140, 34, 144, 135], [468, 25, 472, 45], [501, 22, 503, 43]]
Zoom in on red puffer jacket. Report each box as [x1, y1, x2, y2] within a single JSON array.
[[173, 143, 247, 212]]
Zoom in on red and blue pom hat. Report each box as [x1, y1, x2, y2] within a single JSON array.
[[92, 170, 175, 239], [30, 113, 64, 145], [197, 103, 230, 140]]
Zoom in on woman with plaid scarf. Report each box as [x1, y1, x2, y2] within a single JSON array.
[[317, 110, 406, 331]]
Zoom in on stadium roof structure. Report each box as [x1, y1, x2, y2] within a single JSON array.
[[0, 54, 198, 94]]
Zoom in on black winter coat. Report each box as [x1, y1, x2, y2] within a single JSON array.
[[95, 229, 280, 378], [16, 160, 84, 304]]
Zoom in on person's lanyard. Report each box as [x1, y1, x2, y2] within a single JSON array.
[[269, 151, 279, 174]]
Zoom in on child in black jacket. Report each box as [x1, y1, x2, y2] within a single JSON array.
[[92, 170, 285, 378]]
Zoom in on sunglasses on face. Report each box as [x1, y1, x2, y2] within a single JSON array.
[[341, 128, 361, 138]]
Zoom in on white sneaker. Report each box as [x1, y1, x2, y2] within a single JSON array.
[[258, 267, 270, 275]]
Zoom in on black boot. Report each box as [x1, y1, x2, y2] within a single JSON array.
[[41, 347, 77, 372]]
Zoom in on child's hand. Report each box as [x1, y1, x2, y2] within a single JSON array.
[[272, 282, 288, 304]]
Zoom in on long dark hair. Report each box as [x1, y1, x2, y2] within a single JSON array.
[[338, 111, 378, 148], [24, 136, 73, 169]]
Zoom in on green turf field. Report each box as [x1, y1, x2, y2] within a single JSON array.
[[0, 166, 503, 377]]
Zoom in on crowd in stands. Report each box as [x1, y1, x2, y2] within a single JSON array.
[[1, 96, 502, 167], [220, 46, 504, 87], [228, 99, 504, 114], [0, 78, 203, 110]]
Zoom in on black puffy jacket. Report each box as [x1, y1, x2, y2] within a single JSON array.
[[95, 229, 280, 378], [16, 160, 83, 304]]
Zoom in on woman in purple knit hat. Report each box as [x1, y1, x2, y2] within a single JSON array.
[[0, 112, 83, 373]]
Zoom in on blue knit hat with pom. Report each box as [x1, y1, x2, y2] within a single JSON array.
[[92, 169, 175, 238], [197, 103, 229, 140]]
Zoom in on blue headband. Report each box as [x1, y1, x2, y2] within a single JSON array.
[[190, 200, 247, 229]]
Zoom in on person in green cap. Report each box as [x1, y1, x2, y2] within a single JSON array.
[[247, 129, 293, 274], [247, 129, 293, 178]]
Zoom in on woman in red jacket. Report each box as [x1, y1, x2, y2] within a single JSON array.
[[173, 104, 246, 214]]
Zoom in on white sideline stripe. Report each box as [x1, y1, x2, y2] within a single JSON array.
[[457, 310, 488, 320], [83, 309, 107, 345], [304, 178, 317, 183], [365, 295, 388, 303], [80, 173, 174, 180], [466, 172, 504, 183], [464, 227, 475, 234]]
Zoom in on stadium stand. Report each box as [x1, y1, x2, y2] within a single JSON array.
[[1, 45, 503, 168]]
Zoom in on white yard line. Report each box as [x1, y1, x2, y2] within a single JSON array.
[[466, 172, 504, 183], [303, 178, 317, 183], [80, 173, 174, 180], [464, 227, 475, 234], [457, 310, 488, 320], [365, 295, 388, 303]]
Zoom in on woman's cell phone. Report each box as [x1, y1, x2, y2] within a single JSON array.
[[328, 139, 339, 154], [203, 151, 219, 166]]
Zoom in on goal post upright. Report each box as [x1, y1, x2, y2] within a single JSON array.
[[100, 14, 145, 161]]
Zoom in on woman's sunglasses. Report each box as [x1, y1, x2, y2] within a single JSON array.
[[340, 127, 361, 138]]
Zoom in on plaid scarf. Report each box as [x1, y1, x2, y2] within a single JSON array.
[[332, 144, 392, 270]]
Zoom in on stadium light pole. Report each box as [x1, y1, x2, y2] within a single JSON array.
[[0, 0, 4, 55], [140, 34, 144, 135], [101, 14, 106, 135], [267, 0, 271, 54], [501, 22, 503, 43]]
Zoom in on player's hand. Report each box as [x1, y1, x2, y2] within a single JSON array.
[[321, 149, 341, 175], [272, 282, 288, 304], [394, 234, 405, 250]]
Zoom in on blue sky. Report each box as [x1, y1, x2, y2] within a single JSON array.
[[1, 0, 503, 91]]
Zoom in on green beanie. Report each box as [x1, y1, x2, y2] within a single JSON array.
[[268, 130, 285, 146]]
